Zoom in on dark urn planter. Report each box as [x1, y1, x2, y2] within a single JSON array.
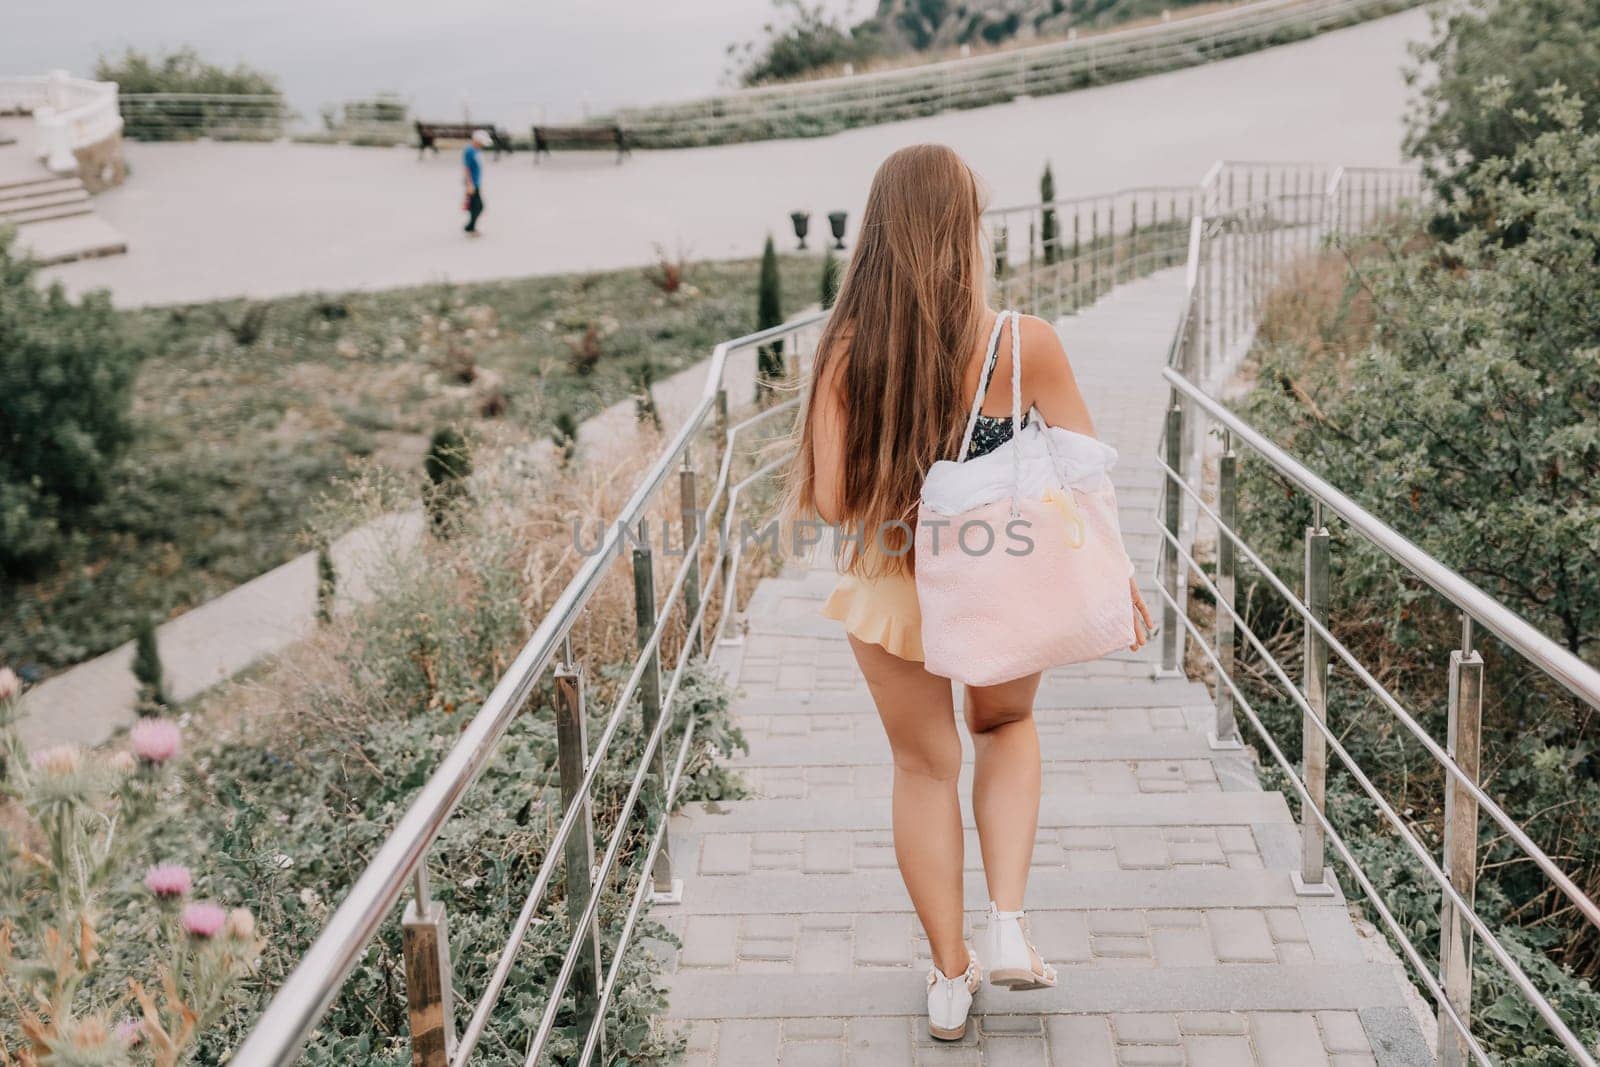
[[790, 211, 810, 250]]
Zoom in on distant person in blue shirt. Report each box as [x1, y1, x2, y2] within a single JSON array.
[[463, 129, 491, 236]]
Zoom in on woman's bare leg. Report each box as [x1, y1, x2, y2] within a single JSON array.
[[964, 672, 1043, 913], [848, 635, 968, 977]]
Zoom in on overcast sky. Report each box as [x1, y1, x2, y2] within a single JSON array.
[[4, 0, 865, 124]]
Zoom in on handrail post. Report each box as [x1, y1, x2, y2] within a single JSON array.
[[633, 529, 684, 904], [1158, 400, 1183, 676], [1211, 432, 1242, 749], [402, 864, 457, 1067], [1439, 617, 1483, 1067], [680, 460, 704, 656], [554, 661, 605, 1059], [1295, 506, 1336, 896]]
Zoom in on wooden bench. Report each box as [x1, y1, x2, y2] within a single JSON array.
[[531, 124, 630, 163], [414, 122, 512, 160]]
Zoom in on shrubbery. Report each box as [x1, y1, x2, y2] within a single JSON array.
[[1233, 96, 1600, 1062], [167, 455, 746, 1062], [0, 682, 262, 1065], [1405, 0, 1600, 227], [0, 233, 141, 577], [93, 47, 279, 97]]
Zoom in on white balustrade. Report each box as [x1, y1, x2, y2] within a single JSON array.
[[0, 69, 123, 175]]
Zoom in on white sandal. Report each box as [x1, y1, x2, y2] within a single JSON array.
[[926, 944, 982, 1040], [985, 902, 1058, 991]]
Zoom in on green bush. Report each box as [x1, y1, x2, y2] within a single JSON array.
[[423, 427, 472, 533], [95, 45, 280, 95], [1404, 0, 1600, 230], [1246, 97, 1600, 656], [0, 231, 141, 575], [552, 410, 580, 465], [735, 0, 869, 86], [1235, 100, 1600, 1061]]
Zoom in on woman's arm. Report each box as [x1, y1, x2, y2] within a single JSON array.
[[1017, 314, 1095, 437]]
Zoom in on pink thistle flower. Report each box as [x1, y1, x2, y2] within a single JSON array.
[[181, 901, 227, 939], [143, 863, 193, 900], [0, 666, 19, 701], [30, 744, 80, 777], [107, 750, 137, 776], [129, 718, 181, 764]]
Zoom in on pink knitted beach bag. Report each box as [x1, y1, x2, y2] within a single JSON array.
[[915, 312, 1135, 687]]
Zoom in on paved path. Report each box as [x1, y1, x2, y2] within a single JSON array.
[[654, 272, 1432, 1064], [41, 9, 1427, 307]]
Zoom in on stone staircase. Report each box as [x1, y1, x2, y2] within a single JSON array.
[[654, 271, 1432, 1064], [0, 118, 126, 265]]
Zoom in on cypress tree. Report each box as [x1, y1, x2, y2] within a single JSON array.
[[316, 544, 336, 624], [424, 426, 472, 533], [820, 246, 842, 310], [1040, 162, 1058, 266], [132, 616, 168, 714], [552, 410, 579, 466], [755, 235, 784, 401]]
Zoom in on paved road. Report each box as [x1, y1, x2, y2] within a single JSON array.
[[43, 8, 1427, 307], [657, 271, 1434, 1065]]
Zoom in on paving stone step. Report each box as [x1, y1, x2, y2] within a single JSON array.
[[735, 755, 1261, 803], [665, 1006, 1433, 1067], [1, 200, 94, 225], [734, 698, 1216, 730], [676, 792, 1293, 834], [657, 896, 1368, 971], [663, 867, 1336, 915], [0, 187, 88, 214], [731, 730, 1250, 766], [725, 680, 1214, 715], [13, 214, 128, 266], [673, 819, 1306, 881], [0, 173, 80, 196], [663, 963, 1414, 1019]]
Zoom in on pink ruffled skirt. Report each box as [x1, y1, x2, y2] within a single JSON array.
[[821, 571, 924, 662]]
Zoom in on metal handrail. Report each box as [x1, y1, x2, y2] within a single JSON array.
[[1153, 161, 1600, 1064], [233, 310, 826, 1065], [1165, 373, 1600, 713]]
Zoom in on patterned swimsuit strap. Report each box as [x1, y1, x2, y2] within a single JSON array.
[[956, 311, 1016, 462]]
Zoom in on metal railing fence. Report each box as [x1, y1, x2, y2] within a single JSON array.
[[118, 93, 291, 141], [230, 314, 826, 1065], [986, 185, 1199, 322], [613, 0, 1421, 147], [1153, 162, 1600, 1066]]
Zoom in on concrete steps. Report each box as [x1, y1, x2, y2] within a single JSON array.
[[656, 272, 1430, 1064], [0, 151, 127, 265], [10, 214, 128, 266]]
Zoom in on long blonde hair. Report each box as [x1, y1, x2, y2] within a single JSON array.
[[789, 144, 990, 577]]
